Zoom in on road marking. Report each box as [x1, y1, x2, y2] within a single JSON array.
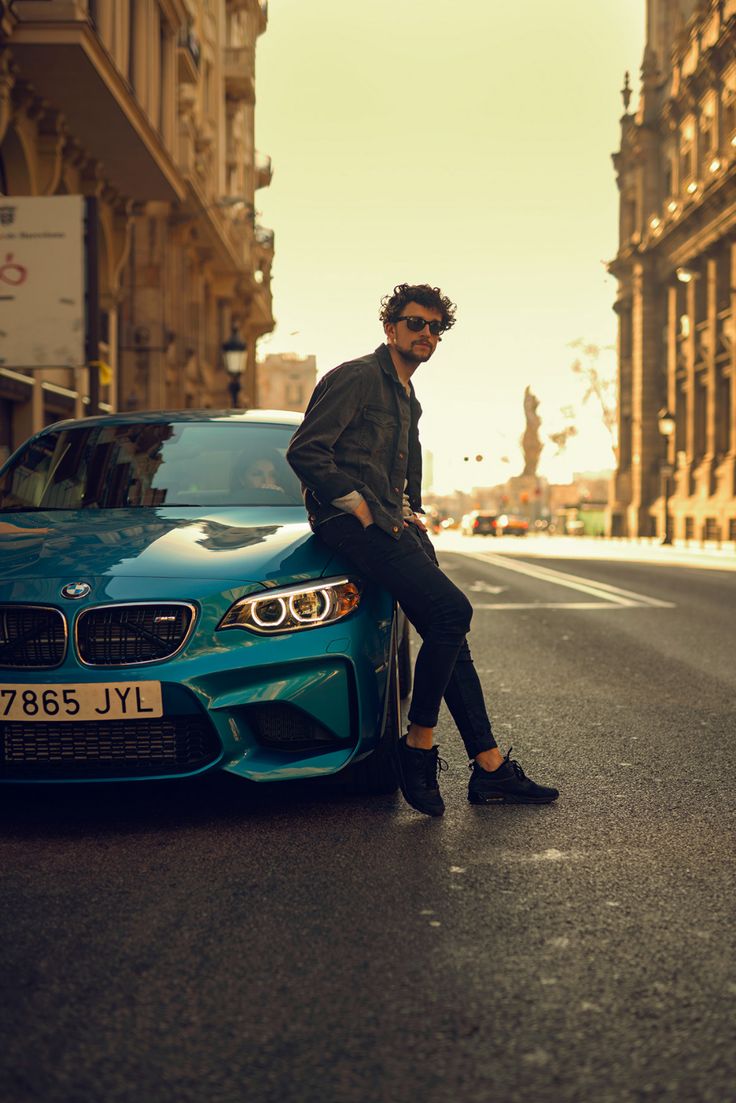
[[469, 580, 507, 594], [449, 551, 675, 609], [471, 602, 638, 611]]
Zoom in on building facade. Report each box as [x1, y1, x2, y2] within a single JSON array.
[[0, 0, 274, 462], [256, 352, 316, 414], [609, 0, 736, 542]]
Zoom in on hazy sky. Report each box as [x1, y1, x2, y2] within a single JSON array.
[[255, 0, 645, 492]]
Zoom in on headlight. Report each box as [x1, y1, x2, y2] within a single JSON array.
[[218, 577, 361, 635]]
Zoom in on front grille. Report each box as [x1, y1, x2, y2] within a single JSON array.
[[76, 603, 194, 666], [0, 606, 66, 669], [0, 715, 220, 779], [246, 703, 342, 752]]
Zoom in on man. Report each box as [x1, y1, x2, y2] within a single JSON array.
[[287, 283, 558, 817]]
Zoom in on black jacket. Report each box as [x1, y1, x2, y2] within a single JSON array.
[[287, 344, 423, 539]]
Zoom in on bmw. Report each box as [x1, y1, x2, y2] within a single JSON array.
[[0, 411, 410, 793]]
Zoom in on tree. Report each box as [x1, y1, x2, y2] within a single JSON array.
[[548, 340, 617, 463]]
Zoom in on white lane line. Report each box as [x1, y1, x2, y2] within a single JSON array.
[[452, 551, 675, 609], [472, 602, 633, 611]]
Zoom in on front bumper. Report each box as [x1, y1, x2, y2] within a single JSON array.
[[0, 584, 394, 785]]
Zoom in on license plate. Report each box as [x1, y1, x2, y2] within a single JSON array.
[[0, 682, 163, 723]]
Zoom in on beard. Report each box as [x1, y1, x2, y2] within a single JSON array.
[[394, 339, 434, 364]]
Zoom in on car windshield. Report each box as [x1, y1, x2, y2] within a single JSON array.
[[0, 421, 304, 510]]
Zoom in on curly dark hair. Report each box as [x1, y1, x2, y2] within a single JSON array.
[[379, 283, 457, 332]]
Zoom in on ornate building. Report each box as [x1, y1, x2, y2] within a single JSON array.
[[256, 352, 316, 414], [609, 0, 735, 542], [0, 0, 274, 461]]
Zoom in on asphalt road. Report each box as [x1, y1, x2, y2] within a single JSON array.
[[1, 545, 735, 1103]]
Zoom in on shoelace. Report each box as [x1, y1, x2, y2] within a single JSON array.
[[426, 750, 448, 787], [468, 746, 526, 779], [504, 747, 527, 780]]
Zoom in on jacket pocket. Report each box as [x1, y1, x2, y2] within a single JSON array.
[[363, 406, 393, 428]]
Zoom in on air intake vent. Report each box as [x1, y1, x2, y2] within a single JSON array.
[[246, 703, 343, 752], [0, 716, 220, 779]]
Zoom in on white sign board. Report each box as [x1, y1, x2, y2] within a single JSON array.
[[0, 195, 85, 369]]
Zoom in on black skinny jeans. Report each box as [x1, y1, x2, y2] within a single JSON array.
[[317, 515, 497, 758]]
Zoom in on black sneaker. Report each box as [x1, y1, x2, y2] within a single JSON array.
[[395, 736, 446, 817], [468, 748, 559, 805]]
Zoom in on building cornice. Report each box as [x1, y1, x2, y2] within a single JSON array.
[[640, 164, 736, 266]]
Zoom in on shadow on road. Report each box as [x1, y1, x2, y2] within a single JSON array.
[[0, 771, 385, 840]]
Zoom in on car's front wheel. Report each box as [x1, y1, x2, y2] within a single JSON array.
[[397, 615, 412, 700], [343, 625, 402, 796]]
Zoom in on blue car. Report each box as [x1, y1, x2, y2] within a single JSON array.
[[0, 410, 410, 792]]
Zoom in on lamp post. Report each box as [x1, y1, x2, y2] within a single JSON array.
[[222, 324, 247, 408], [658, 407, 675, 545]]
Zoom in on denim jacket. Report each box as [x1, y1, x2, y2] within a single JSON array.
[[286, 344, 423, 540]]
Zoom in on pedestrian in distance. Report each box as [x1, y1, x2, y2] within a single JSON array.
[[286, 283, 559, 816]]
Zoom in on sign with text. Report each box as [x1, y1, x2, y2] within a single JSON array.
[[0, 195, 85, 369]]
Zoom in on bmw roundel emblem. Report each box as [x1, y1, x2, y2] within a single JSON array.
[[61, 582, 91, 600]]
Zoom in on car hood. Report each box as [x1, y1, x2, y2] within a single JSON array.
[[0, 507, 330, 587]]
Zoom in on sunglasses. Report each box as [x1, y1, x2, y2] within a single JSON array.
[[395, 315, 444, 337]]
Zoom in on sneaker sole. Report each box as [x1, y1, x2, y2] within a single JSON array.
[[392, 740, 445, 817], [468, 791, 558, 805]]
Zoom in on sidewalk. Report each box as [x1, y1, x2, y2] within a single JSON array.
[[434, 529, 736, 572]]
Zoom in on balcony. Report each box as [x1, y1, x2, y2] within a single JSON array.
[[254, 225, 275, 251], [226, 1, 269, 31], [9, 9, 184, 201], [178, 27, 201, 84], [255, 154, 272, 190], [223, 46, 255, 103]]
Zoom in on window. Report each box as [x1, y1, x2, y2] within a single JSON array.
[[675, 380, 688, 454], [663, 155, 673, 200], [693, 375, 707, 460], [715, 370, 731, 457], [699, 95, 716, 172], [716, 248, 731, 314], [619, 304, 632, 360], [679, 118, 695, 187], [285, 381, 303, 407], [722, 66, 736, 144], [203, 60, 213, 120], [704, 517, 720, 542]]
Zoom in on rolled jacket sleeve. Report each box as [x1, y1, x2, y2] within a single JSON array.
[[331, 489, 367, 513]]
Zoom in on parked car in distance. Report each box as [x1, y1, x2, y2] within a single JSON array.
[[0, 410, 411, 795], [496, 514, 528, 536], [460, 511, 498, 536]]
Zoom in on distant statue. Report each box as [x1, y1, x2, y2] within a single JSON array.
[[521, 386, 543, 477]]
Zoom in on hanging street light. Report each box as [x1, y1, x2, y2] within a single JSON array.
[[658, 407, 676, 545], [222, 324, 247, 408]]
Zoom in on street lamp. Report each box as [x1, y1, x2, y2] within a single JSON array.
[[658, 407, 676, 545], [222, 324, 247, 408], [675, 266, 698, 284]]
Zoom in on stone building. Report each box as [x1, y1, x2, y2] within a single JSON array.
[[0, 0, 273, 462], [256, 352, 316, 413], [609, 0, 735, 541]]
